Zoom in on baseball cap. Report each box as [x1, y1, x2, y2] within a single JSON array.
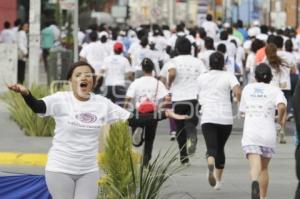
[[113, 42, 123, 52]]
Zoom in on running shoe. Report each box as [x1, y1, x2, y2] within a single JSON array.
[[132, 127, 144, 147], [279, 129, 286, 144], [214, 181, 222, 190], [251, 181, 260, 199], [207, 164, 216, 187], [187, 137, 197, 155], [170, 131, 176, 141]]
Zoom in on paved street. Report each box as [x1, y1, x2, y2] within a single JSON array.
[[0, 101, 297, 199]]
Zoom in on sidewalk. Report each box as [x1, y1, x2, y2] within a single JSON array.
[[0, 100, 298, 198]]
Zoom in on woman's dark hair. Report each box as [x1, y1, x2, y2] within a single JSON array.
[[204, 37, 215, 50], [255, 63, 273, 83], [265, 43, 282, 72], [141, 58, 154, 73], [100, 35, 107, 43], [220, 31, 228, 40], [206, 14, 213, 21], [175, 37, 191, 55], [89, 31, 98, 42], [274, 35, 284, 49], [285, 39, 293, 52], [66, 61, 96, 83], [251, 39, 265, 53], [209, 52, 225, 70], [198, 27, 207, 39], [140, 36, 148, 48], [217, 43, 227, 54]]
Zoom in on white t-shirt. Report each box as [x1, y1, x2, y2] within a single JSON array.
[[131, 47, 161, 73], [79, 41, 109, 73], [102, 54, 133, 86], [198, 70, 240, 125], [168, 55, 207, 101], [201, 21, 219, 40], [240, 83, 287, 149], [126, 76, 168, 109], [40, 92, 130, 174], [0, 29, 15, 43], [198, 49, 215, 70], [245, 52, 256, 84]]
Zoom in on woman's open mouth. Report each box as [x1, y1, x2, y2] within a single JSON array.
[[80, 82, 88, 88]]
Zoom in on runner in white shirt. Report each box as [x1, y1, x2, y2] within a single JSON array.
[[125, 58, 187, 166], [0, 21, 15, 43], [198, 37, 215, 70], [101, 42, 134, 105], [265, 43, 290, 144], [80, 31, 108, 74], [131, 37, 161, 78], [8, 61, 131, 199], [240, 63, 286, 199], [168, 37, 207, 165], [201, 14, 219, 41], [245, 39, 265, 84], [197, 52, 241, 190]]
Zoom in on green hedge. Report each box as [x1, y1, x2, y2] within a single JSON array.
[[1, 85, 55, 137]]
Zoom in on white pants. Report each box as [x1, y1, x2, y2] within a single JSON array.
[[45, 170, 99, 199]]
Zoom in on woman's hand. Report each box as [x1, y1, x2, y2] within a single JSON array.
[[7, 84, 29, 96]]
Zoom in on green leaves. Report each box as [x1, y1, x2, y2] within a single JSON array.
[[98, 121, 182, 199], [1, 84, 55, 137]]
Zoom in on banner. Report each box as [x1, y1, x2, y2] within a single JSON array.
[[0, 174, 51, 199]]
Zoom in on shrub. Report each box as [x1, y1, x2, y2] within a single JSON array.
[[1, 84, 55, 137], [98, 121, 183, 199]]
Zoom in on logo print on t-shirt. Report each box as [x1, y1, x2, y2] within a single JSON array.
[[75, 113, 97, 123]]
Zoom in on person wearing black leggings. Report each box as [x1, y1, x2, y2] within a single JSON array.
[[197, 52, 241, 190]]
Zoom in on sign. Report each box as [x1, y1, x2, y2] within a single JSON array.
[[60, 0, 75, 10], [0, 44, 17, 93], [111, 6, 127, 18]]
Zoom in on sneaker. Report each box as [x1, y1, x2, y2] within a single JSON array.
[[132, 127, 144, 147], [214, 181, 222, 190], [207, 164, 216, 187], [187, 137, 197, 155], [279, 129, 286, 144], [170, 131, 176, 141], [251, 181, 260, 199]]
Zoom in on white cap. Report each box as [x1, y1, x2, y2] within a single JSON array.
[[99, 31, 108, 38], [256, 34, 268, 42], [223, 22, 230, 28], [252, 20, 260, 26], [248, 27, 261, 37]]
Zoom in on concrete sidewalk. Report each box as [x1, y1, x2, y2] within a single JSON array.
[[0, 101, 298, 199]]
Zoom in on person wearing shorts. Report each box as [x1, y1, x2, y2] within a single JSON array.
[[240, 63, 287, 199]]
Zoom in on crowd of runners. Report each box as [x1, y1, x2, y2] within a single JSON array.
[[6, 14, 300, 199]]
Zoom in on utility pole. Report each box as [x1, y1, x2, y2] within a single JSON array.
[[73, 0, 79, 62], [28, 0, 41, 86], [297, 0, 299, 27]]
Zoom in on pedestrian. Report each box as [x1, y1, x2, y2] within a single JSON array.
[[240, 63, 287, 199], [7, 61, 186, 199], [168, 37, 207, 165], [265, 43, 290, 143], [0, 21, 15, 43], [197, 52, 241, 190], [17, 22, 28, 83], [100, 42, 134, 105], [41, 21, 54, 72], [125, 58, 174, 166]]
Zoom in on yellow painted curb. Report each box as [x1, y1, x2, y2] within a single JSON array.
[[0, 152, 102, 166]]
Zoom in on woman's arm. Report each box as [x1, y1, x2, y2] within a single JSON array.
[[7, 84, 46, 114]]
